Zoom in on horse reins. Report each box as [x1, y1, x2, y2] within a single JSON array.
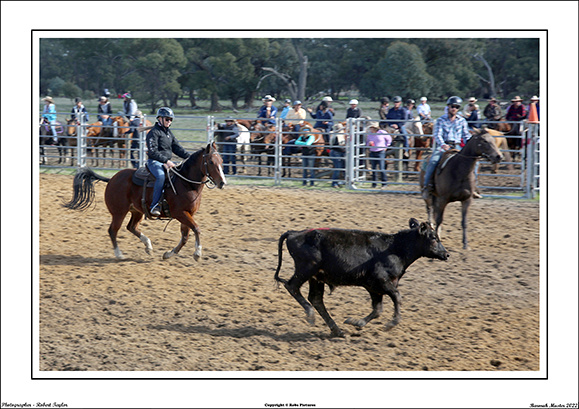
[[167, 152, 219, 193]]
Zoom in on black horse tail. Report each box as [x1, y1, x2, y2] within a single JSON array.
[[274, 231, 293, 287], [62, 167, 110, 211]]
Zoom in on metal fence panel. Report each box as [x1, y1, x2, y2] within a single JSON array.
[[39, 114, 539, 199]]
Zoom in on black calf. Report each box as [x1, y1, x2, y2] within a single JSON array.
[[274, 218, 449, 337]]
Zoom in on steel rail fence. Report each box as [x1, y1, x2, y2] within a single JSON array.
[[39, 114, 540, 199]]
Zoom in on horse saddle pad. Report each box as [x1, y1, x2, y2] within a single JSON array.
[[435, 150, 459, 175], [132, 166, 159, 187]]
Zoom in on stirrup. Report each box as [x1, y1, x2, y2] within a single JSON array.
[[150, 205, 161, 217]]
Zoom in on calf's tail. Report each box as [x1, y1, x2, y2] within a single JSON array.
[[274, 231, 292, 287]]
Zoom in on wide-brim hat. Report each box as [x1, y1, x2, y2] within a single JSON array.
[[511, 96, 523, 102], [468, 97, 478, 103], [262, 95, 276, 102], [98, 96, 108, 102], [366, 121, 380, 130], [488, 97, 497, 102], [530, 95, 540, 101], [293, 100, 302, 106], [43, 96, 54, 103]]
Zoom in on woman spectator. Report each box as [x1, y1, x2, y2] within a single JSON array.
[[366, 122, 392, 188], [307, 101, 333, 144]]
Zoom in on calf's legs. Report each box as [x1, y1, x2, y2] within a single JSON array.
[[308, 279, 344, 337], [345, 292, 384, 328]]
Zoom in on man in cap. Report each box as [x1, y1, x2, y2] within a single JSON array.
[[215, 117, 240, 175], [346, 99, 362, 119]]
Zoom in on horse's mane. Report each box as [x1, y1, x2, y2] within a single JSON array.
[[178, 147, 204, 175]]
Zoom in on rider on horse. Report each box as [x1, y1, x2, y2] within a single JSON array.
[[146, 107, 190, 217], [421, 96, 472, 200]]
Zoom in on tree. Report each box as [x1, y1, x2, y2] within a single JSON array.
[[361, 41, 433, 100]]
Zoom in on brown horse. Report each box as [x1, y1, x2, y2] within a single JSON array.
[[63, 143, 226, 260], [249, 122, 277, 176], [419, 129, 503, 249], [482, 127, 515, 173], [410, 122, 433, 171]]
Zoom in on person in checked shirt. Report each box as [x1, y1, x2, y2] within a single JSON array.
[[421, 96, 472, 200]]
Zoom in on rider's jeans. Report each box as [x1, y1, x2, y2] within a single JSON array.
[[423, 147, 444, 188], [147, 159, 165, 210]]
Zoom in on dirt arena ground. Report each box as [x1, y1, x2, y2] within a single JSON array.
[[38, 173, 540, 372]]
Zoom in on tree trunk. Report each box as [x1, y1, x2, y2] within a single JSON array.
[[188, 89, 197, 109], [293, 40, 308, 101], [210, 91, 222, 112], [474, 53, 496, 97]]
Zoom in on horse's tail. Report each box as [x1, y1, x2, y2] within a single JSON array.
[[62, 167, 110, 211], [274, 231, 292, 287]]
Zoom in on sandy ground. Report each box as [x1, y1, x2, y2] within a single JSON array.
[[38, 173, 540, 372]]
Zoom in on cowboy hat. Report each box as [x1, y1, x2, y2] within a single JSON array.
[[366, 121, 380, 130], [262, 95, 276, 102], [43, 96, 54, 103], [530, 95, 539, 101], [349, 99, 358, 105], [468, 97, 478, 103], [511, 96, 523, 102]]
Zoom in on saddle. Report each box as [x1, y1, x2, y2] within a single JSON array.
[[437, 150, 459, 174], [132, 166, 171, 219]]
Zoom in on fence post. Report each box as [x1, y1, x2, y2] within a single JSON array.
[[525, 123, 539, 199], [138, 115, 146, 168], [346, 118, 356, 189], [77, 116, 86, 167], [274, 117, 282, 186], [207, 116, 214, 144]]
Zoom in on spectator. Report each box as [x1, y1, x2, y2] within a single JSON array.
[[329, 123, 347, 188], [366, 122, 392, 188], [123, 92, 141, 168], [257, 95, 277, 126], [279, 99, 292, 120], [421, 96, 472, 200], [465, 102, 481, 130], [346, 99, 362, 119], [378, 97, 390, 129], [462, 97, 478, 118], [307, 101, 333, 143], [294, 127, 317, 186], [483, 97, 503, 129], [315, 96, 335, 116], [405, 99, 423, 136], [146, 107, 190, 217], [386, 96, 410, 156], [505, 96, 527, 146], [285, 100, 307, 133], [417, 97, 432, 122], [41, 96, 58, 144], [97, 96, 113, 132], [71, 97, 89, 124], [215, 117, 240, 175]]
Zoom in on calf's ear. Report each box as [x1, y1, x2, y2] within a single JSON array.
[[419, 222, 429, 235], [409, 218, 419, 229]]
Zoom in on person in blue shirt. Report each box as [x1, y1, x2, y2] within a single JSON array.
[[279, 99, 291, 120], [386, 96, 410, 156], [421, 96, 472, 200], [294, 127, 317, 186], [257, 95, 277, 126], [41, 96, 58, 144], [306, 101, 333, 143]]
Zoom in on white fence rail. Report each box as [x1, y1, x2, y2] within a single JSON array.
[[39, 115, 540, 199]]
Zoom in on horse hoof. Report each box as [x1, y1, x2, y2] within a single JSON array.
[[344, 318, 366, 328], [330, 328, 346, 338], [163, 251, 174, 260]]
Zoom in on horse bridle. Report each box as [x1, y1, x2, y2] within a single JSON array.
[[168, 151, 220, 191]]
